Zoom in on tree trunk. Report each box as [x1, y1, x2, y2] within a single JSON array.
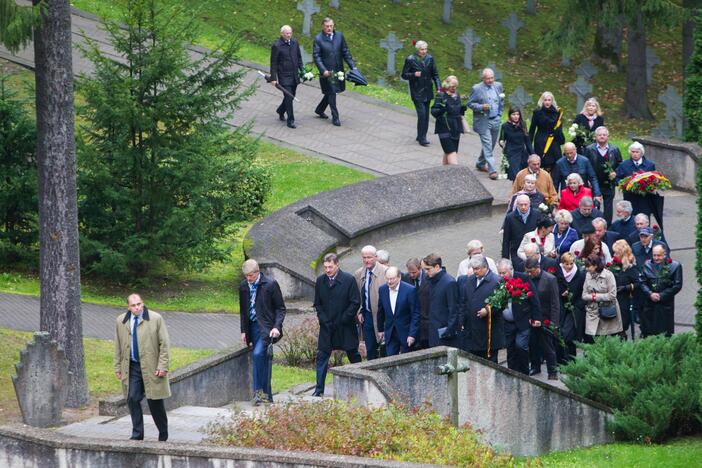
[[34, 0, 88, 407], [684, 0, 702, 71], [621, 5, 654, 120], [593, 22, 623, 72]]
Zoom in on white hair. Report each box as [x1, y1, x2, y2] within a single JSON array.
[[524, 174, 537, 183], [496, 258, 514, 272], [361, 245, 377, 256], [481, 68, 494, 79], [280, 25, 292, 34], [376, 249, 390, 264], [385, 266, 400, 278], [592, 217, 607, 229], [634, 213, 650, 225], [415, 40, 427, 50], [468, 254, 488, 269], [516, 194, 530, 204], [629, 141, 645, 156], [242, 259, 259, 274], [523, 243, 540, 256], [616, 200, 633, 214], [594, 125, 609, 136], [554, 209, 573, 224], [465, 240, 484, 255], [566, 173, 584, 185]]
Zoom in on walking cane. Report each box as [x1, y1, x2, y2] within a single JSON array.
[[629, 303, 636, 341]]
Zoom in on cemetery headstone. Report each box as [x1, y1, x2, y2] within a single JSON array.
[[561, 52, 571, 66], [297, 0, 320, 37], [646, 47, 661, 85], [501, 12, 524, 51], [526, 0, 537, 15], [330, 0, 339, 8], [508, 86, 533, 112], [656, 85, 683, 139], [458, 28, 480, 70], [486, 62, 504, 81], [568, 76, 593, 111], [443, 0, 452, 24], [575, 59, 598, 81], [12, 332, 70, 427], [379, 32, 403, 76], [300, 45, 312, 65]]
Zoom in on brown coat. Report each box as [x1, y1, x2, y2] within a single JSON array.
[[354, 262, 387, 334], [582, 269, 623, 336], [114, 308, 171, 400]]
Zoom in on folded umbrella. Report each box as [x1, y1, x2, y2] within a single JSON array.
[[256, 70, 301, 102], [346, 68, 368, 86]]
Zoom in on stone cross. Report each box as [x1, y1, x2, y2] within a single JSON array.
[[508, 86, 533, 112], [486, 62, 504, 81], [330, 0, 339, 8], [300, 45, 312, 65], [458, 28, 480, 70], [575, 59, 598, 81], [297, 0, 320, 37], [501, 12, 524, 51], [561, 52, 571, 66], [443, 0, 452, 24], [657, 85, 683, 138], [13, 332, 70, 427], [568, 76, 593, 111], [379, 32, 403, 75], [646, 47, 661, 85], [526, 0, 537, 15]]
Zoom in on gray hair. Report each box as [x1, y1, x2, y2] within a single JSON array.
[[385, 266, 400, 279], [616, 200, 633, 214], [481, 67, 495, 79], [280, 25, 292, 34], [524, 243, 540, 256], [594, 125, 609, 136], [528, 154, 541, 164], [629, 141, 645, 156], [465, 239, 484, 255], [566, 173, 583, 185], [468, 254, 488, 270], [634, 213, 650, 225], [376, 249, 390, 264], [516, 194, 530, 204], [361, 245, 377, 256], [592, 217, 607, 229], [415, 40, 428, 50], [563, 142, 576, 152], [524, 174, 537, 183], [242, 259, 260, 274], [579, 196, 594, 208], [554, 209, 573, 224], [496, 258, 514, 272]]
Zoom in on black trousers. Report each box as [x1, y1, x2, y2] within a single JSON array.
[[276, 83, 297, 123], [602, 189, 615, 226], [529, 328, 557, 375], [315, 93, 339, 120], [504, 321, 530, 375], [413, 99, 430, 141], [128, 362, 168, 440], [315, 347, 361, 394]]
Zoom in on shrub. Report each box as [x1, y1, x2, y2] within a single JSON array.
[[277, 317, 319, 367], [207, 400, 513, 466], [561, 333, 702, 442]]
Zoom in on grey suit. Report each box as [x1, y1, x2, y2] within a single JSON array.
[[468, 81, 504, 174]]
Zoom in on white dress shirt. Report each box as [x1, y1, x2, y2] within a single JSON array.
[[389, 284, 399, 314]]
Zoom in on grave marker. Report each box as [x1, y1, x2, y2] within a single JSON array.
[[508, 86, 533, 112], [501, 12, 524, 51], [297, 0, 320, 37], [575, 59, 598, 81], [646, 47, 661, 85], [443, 0, 452, 24], [568, 76, 593, 111], [458, 28, 480, 70], [380, 32, 403, 76], [656, 85, 683, 138]]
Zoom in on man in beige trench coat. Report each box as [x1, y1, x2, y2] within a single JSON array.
[[114, 293, 171, 441]]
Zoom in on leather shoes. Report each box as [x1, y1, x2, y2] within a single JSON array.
[[311, 390, 323, 397], [419, 140, 430, 146], [476, 164, 488, 173], [129, 436, 143, 441], [548, 374, 559, 381], [287, 122, 297, 129], [489, 172, 498, 180], [277, 112, 285, 121], [158, 433, 168, 442], [529, 368, 541, 376], [332, 119, 341, 126], [315, 111, 329, 119]]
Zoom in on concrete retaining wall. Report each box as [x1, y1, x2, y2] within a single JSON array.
[[99, 347, 253, 417], [0, 426, 440, 468], [633, 136, 701, 192], [331, 347, 613, 456]]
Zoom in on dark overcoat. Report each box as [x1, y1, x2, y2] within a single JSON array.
[[402, 270, 430, 342], [584, 142, 623, 197], [510, 271, 542, 330], [401, 54, 440, 102], [313, 31, 355, 95], [614, 158, 658, 219], [313, 270, 360, 352], [431, 92, 466, 138], [572, 113, 604, 155], [458, 271, 505, 352], [427, 269, 460, 347], [501, 209, 539, 259], [529, 106, 565, 168], [555, 267, 585, 342], [269, 38, 303, 86], [500, 121, 533, 181], [239, 273, 287, 346], [638, 260, 683, 336]]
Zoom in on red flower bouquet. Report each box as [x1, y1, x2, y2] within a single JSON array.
[[618, 171, 672, 196], [485, 276, 532, 311]]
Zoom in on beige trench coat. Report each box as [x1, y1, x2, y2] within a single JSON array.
[[114, 308, 171, 400], [582, 269, 623, 336], [354, 262, 388, 334]]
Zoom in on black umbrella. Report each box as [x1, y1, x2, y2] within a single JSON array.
[[346, 68, 368, 86]]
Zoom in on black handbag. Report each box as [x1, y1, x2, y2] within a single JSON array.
[[599, 303, 617, 319]]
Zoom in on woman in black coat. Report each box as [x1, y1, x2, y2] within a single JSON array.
[[499, 106, 533, 181], [555, 252, 585, 363], [611, 240, 639, 340], [431, 75, 466, 166], [529, 91, 565, 172], [572, 97, 604, 155]]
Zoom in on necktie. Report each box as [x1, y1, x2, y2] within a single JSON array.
[[365, 269, 372, 311], [249, 282, 258, 322], [132, 315, 139, 362], [328, 276, 334, 288]]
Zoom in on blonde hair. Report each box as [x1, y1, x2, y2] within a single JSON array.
[[537, 91, 558, 110], [581, 97, 603, 116], [560, 252, 576, 264], [612, 240, 636, 270], [442, 75, 458, 89]]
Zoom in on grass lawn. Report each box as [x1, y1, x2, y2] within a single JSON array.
[[531, 436, 702, 467]]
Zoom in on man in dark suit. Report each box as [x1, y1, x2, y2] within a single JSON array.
[[638, 245, 683, 337], [496, 259, 542, 375], [611, 200, 636, 241], [632, 227, 669, 267], [592, 217, 620, 254], [312, 253, 362, 396], [525, 257, 560, 380], [421, 253, 461, 348], [551, 142, 601, 198], [401, 40, 440, 146], [570, 196, 604, 235], [584, 126, 623, 224], [312, 17, 356, 126], [615, 141, 658, 220], [514, 242, 558, 273], [239, 259, 286, 404], [502, 194, 539, 261], [269, 25, 304, 129], [458, 255, 503, 361], [402, 257, 430, 350], [377, 267, 420, 356]]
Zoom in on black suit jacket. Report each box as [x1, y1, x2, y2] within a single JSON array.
[[502, 209, 539, 259], [509, 272, 542, 330], [570, 208, 604, 235], [611, 216, 636, 241], [632, 240, 669, 268], [269, 37, 303, 86], [458, 271, 505, 351], [401, 54, 440, 102], [532, 271, 561, 326], [239, 273, 287, 346], [402, 271, 430, 341], [313, 31, 355, 95], [313, 270, 360, 352], [584, 143, 623, 195]]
